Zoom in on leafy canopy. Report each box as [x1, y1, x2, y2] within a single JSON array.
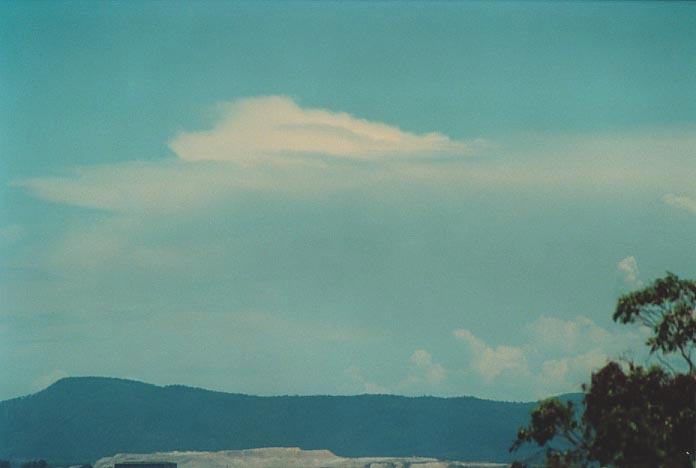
[[510, 273, 696, 468], [614, 272, 696, 372]]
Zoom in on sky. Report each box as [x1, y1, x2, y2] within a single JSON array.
[[1, 0, 695, 402]]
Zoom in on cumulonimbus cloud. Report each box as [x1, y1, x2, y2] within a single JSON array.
[[16, 96, 480, 213], [170, 96, 476, 163], [15, 99, 694, 216]]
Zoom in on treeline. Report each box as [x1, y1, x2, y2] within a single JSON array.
[[510, 273, 696, 468], [0, 377, 543, 463], [0, 461, 91, 468]]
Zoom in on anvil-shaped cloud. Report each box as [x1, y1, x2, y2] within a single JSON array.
[[16, 96, 479, 214], [170, 96, 474, 163], [15, 98, 695, 216]]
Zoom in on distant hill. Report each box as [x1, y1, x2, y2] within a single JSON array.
[[0, 377, 580, 464]]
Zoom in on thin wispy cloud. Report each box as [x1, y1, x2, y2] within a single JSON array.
[[662, 193, 696, 215]]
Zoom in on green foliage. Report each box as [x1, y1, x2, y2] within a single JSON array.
[[510, 399, 585, 467], [614, 272, 696, 372], [20, 461, 48, 468], [0, 377, 537, 463], [582, 362, 695, 467], [510, 399, 580, 452], [511, 273, 696, 468]]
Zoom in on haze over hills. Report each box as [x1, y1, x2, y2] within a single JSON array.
[[0, 377, 580, 464]]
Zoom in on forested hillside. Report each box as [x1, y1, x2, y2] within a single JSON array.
[[0, 377, 569, 464]]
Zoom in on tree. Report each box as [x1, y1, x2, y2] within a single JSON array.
[[20, 461, 48, 468], [613, 272, 696, 373], [510, 273, 696, 468]]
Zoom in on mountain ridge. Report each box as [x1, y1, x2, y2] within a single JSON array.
[[17, 376, 554, 403], [0, 376, 581, 464]]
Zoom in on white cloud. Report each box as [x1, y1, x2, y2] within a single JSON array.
[[15, 161, 259, 214], [662, 193, 696, 215], [453, 329, 529, 382], [17, 97, 481, 214], [525, 315, 611, 355], [537, 350, 608, 393], [617, 256, 641, 288], [408, 349, 446, 384], [452, 316, 648, 398], [523, 315, 647, 372], [170, 96, 475, 163], [16, 110, 695, 217], [344, 366, 388, 394]]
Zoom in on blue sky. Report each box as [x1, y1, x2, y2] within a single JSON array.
[[1, 1, 695, 401]]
